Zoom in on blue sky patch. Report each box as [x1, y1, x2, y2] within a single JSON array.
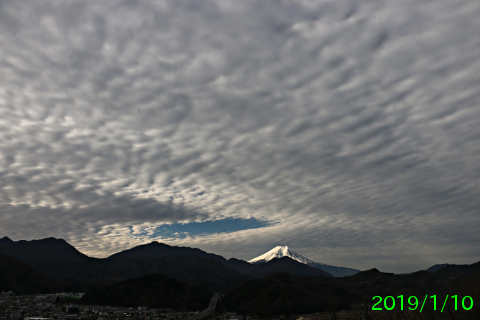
[[129, 218, 272, 239]]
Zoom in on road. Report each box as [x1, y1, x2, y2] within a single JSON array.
[[187, 294, 219, 320]]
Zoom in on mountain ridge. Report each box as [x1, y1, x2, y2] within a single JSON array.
[[249, 245, 360, 277], [1, 236, 476, 283], [0, 236, 333, 292], [0, 236, 14, 246], [0, 234, 479, 317], [108, 241, 227, 263]]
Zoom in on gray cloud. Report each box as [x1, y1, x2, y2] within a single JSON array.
[[1, 0, 480, 273]]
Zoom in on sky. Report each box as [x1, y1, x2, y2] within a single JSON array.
[[1, 0, 480, 274]]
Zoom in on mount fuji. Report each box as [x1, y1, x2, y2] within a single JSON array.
[[249, 246, 360, 277]]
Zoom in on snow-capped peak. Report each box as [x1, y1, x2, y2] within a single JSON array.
[[248, 245, 321, 265]]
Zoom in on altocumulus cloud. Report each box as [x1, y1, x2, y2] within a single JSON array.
[[1, 0, 480, 273]]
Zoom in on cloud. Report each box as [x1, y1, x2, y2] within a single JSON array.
[[1, 0, 480, 273]]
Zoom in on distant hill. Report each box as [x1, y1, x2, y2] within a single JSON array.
[[337, 268, 439, 299], [308, 262, 359, 277], [426, 263, 450, 272], [432, 261, 480, 278], [79, 273, 210, 311]]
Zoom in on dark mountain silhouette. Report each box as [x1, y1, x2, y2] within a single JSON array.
[[0, 253, 56, 294], [0, 254, 85, 294], [0, 238, 242, 289], [432, 261, 480, 279], [97, 255, 248, 292], [225, 257, 257, 274], [104, 247, 332, 288], [0, 237, 336, 292], [223, 261, 480, 316], [426, 263, 450, 272], [248, 245, 359, 277], [337, 268, 440, 299], [249, 257, 332, 278], [0, 237, 98, 279], [225, 257, 332, 277], [79, 273, 210, 310], [2, 234, 479, 317], [443, 266, 480, 319], [0, 236, 14, 247], [222, 273, 354, 316], [0, 237, 89, 263], [109, 241, 226, 262], [308, 262, 359, 277]]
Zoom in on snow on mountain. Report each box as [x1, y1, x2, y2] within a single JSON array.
[[248, 245, 361, 277], [248, 246, 325, 265]]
